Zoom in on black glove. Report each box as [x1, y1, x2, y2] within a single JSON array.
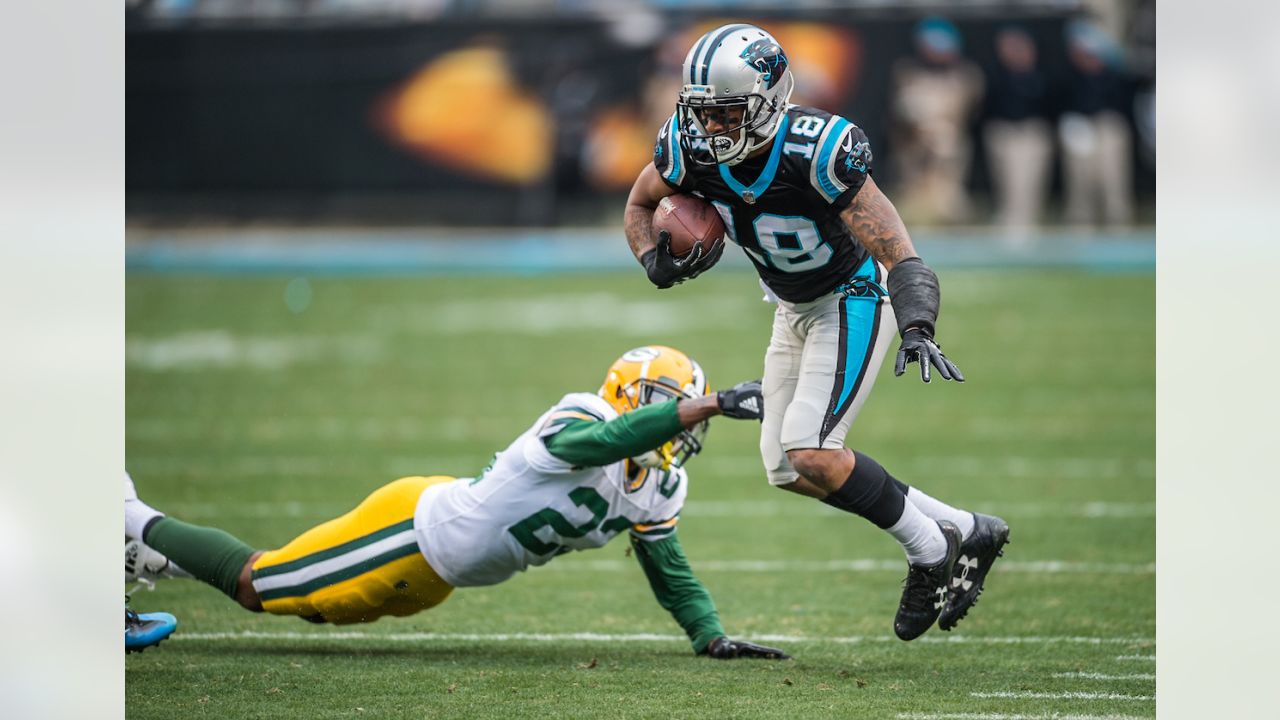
[[640, 231, 724, 289], [700, 636, 791, 660], [717, 380, 763, 420], [894, 328, 964, 383]]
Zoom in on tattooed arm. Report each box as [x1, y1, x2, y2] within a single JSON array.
[[841, 174, 964, 383], [839, 174, 917, 270], [624, 163, 678, 262]]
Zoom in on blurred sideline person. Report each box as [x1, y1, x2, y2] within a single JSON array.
[[1059, 19, 1133, 227], [889, 16, 984, 225], [983, 25, 1053, 240], [124, 346, 789, 660], [623, 24, 1008, 641]]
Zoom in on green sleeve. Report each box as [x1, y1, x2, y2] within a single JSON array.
[[629, 532, 725, 654], [542, 400, 684, 467]]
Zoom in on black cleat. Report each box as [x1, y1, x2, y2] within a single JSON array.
[[894, 520, 962, 641], [939, 512, 1010, 631]]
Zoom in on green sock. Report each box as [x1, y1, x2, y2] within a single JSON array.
[[143, 517, 256, 600]]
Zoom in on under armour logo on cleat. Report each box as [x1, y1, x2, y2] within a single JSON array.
[[952, 555, 978, 591], [933, 586, 947, 609]]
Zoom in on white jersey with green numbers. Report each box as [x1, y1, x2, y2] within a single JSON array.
[[412, 392, 688, 588]]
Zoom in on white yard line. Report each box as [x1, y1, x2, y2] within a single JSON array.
[[1114, 655, 1156, 662], [683, 499, 1155, 519], [1053, 672, 1155, 681], [546, 558, 1155, 575], [896, 712, 1157, 717], [172, 631, 1153, 647], [161, 498, 1154, 521], [970, 691, 1153, 701]]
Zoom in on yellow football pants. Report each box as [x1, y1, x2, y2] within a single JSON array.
[[250, 475, 456, 625]]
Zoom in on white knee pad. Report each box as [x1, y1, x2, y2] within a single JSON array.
[[760, 426, 799, 486]]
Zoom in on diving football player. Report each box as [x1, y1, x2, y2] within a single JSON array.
[[623, 24, 1009, 639], [124, 346, 787, 660]]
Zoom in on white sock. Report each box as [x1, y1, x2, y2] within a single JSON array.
[[905, 487, 975, 539], [125, 497, 163, 541], [886, 499, 946, 566]]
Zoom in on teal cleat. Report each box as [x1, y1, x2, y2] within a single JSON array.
[[125, 609, 177, 653]]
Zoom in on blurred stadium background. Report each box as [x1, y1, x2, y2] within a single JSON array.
[[125, 1, 1155, 717]]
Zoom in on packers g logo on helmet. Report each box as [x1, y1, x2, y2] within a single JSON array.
[[599, 345, 710, 470]]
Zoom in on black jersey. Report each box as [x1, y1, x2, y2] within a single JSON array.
[[653, 104, 875, 303]]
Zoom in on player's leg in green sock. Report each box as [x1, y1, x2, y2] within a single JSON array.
[[142, 517, 258, 606]]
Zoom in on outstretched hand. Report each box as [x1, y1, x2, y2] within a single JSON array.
[[894, 328, 964, 383], [717, 380, 764, 421], [701, 636, 791, 660], [640, 231, 724, 289]]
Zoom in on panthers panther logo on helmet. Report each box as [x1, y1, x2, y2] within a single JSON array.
[[739, 38, 788, 90], [677, 24, 795, 167]]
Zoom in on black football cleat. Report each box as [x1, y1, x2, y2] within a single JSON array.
[[939, 513, 1010, 631], [894, 520, 962, 641]]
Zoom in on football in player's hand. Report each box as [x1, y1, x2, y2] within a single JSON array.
[[653, 194, 726, 258]]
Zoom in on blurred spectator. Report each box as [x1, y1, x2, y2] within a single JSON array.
[[1058, 19, 1134, 227], [889, 16, 984, 225], [1126, 0, 1156, 170], [982, 25, 1053, 240]]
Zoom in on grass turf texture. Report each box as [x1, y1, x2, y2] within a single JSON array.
[[126, 269, 1154, 718]]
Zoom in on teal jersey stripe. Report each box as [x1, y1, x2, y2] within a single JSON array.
[[717, 113, 791, 201], [815, 117, 851, 202], [834, 256, 878, 411], [256, 541, 422, 602], [663, 115, 682, 184], [251, 518, 415, 580]]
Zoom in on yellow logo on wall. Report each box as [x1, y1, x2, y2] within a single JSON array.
[[374, 44, 552, 185]]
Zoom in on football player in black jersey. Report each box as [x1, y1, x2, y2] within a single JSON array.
[[623, 23, 1009, 640]]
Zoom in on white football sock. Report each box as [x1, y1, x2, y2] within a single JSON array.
[[125, 475, 164, 541], [886, 499, 947, 566], [905, 487, 975, 540]]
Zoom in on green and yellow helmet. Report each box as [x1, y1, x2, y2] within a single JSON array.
[[599, 345, 710, 470]]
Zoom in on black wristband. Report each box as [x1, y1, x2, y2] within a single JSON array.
[[885, 257, 940, 338]]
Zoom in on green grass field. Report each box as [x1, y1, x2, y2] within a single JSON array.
[[125, 268, 1154, 719]]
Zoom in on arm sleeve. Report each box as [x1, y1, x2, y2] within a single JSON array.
[[541, 400, 684, 468], [629, 532, 725, 654]]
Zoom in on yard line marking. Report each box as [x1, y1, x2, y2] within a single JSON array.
[[1114, 655, 1156, 662], [682, 499, 1155, 519], [173, 631, 1153, 647], [545, 558, 1154, 575], [898, 714, 1150, 720], [970, 691, 1153, 701], [1053, 672, 1155, 681], [159, 497, 1154, 521], [896, 712, 1146, 717]]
